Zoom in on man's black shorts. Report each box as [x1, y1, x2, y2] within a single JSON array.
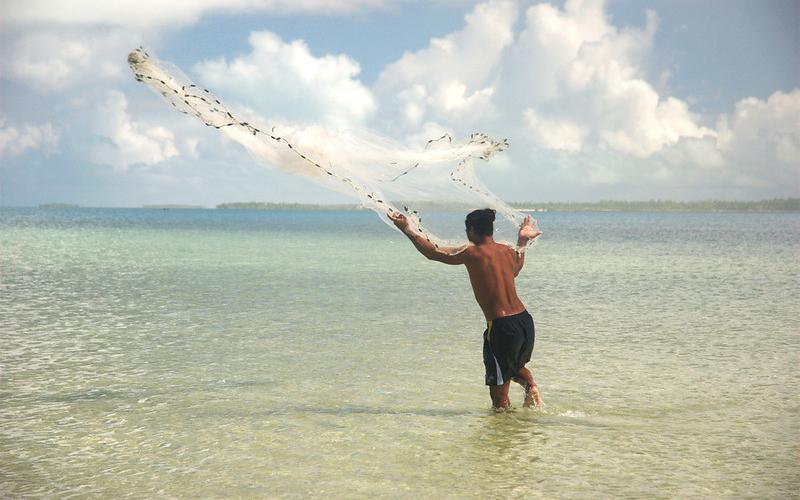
[[483, 310, 535, 386]]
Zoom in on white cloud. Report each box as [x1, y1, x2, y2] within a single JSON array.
[[411, 0, 796, 199], [0, 117, 60, 158], [1, 0, 385, 29], [713, 89, 800, 190], [1, 0, 796, 203], [375, 0, 713, 159], [509, 0, 714, 157], [374, 0, 517, 129], [194, 31, 376, 127], [501, 0, 616, 104], [91, 90, 181, 169], [0, 0, 385, 93], [717, 90, 800, 164], [1, 28, 141, 90], [524, 109, 586, 153], [519, 90, 800, 200]]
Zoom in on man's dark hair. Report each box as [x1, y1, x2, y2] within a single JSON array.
[[465, 208, 496, 236]]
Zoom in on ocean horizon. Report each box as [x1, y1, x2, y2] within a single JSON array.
[[19, 197, 800, 212]]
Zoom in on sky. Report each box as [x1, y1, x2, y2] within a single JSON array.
[[0, 0, 798, 207]]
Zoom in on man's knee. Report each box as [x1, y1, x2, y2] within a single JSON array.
[[516, 367, 533, 382]]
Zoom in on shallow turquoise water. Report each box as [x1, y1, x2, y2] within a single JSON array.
[[1, 208, 798, 498]]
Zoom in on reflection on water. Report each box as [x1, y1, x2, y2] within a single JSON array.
[[1, 208, 798, 498]]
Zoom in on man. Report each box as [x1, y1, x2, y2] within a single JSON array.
[[388, 208, 543, 409]]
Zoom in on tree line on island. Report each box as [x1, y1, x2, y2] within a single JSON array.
[[510, 198, 800, 212], [34, 199, 799, 211], [216, 199, 800, 212]]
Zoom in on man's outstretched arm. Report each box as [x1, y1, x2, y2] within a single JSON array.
[[514, 215, 541, 276], [388, 212, 467, 265]]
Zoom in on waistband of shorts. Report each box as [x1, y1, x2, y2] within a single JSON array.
[[498, 309, 529, 320], [486, 309, 529, 328]]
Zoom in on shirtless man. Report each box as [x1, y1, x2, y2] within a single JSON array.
[[388, 208, 543, 409]]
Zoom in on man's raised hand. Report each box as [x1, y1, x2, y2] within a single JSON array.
[[388, 211, 410, 231], [518, 215, 542, 243]]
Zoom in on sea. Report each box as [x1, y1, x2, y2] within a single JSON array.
[[1, 207, 798, 498]]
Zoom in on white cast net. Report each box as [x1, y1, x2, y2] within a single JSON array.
[[128, 47, 534, 252]]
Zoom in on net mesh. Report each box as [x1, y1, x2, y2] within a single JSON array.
[[128, 47, 536, 252]]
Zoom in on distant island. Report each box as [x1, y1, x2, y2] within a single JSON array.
[[216, 198, 799, 212], [510, 198, 800, 212], [39, 203, 80, 208], [217, 202, 358, 210]]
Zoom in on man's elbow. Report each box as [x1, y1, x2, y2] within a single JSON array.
[[423, 250, 452, 264], [424, 252, 440, 262]]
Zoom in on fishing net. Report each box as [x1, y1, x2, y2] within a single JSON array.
[[128, 47, 535, 252]]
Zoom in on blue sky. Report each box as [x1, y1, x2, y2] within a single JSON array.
[[1, 0, 798, 207]]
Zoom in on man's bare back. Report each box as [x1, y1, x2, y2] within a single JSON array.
[[388, 209, 543, 409], [462, 242, 526, 320]]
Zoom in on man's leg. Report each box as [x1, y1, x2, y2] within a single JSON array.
[[512, 367, 542, 408], [489, 380, 512, 409]]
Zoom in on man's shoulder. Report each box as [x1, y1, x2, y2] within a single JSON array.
[[464, 242, 512, 260], [491, 241, 516, 255], [460, 244, 478, 257]]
